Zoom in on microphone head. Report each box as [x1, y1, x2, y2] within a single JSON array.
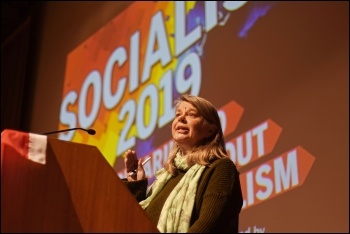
[[87, 129, 96, 135]]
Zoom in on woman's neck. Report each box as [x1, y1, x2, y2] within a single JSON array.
[[178, 148, 187, 156]]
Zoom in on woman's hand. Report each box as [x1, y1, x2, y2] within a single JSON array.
[[124, 149, 146, 181]]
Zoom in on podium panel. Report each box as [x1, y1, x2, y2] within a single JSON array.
[[1, 129, 159, 233]]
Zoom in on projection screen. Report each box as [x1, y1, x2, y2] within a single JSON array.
[[56, 1, 348, 232]]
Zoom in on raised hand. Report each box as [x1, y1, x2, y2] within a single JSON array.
[[124, 149, 146, 181]]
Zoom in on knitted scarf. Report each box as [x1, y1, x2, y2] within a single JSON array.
[[139, 152, 205, 233]]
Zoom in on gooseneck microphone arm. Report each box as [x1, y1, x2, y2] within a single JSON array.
[[42, 128, 96, 135]]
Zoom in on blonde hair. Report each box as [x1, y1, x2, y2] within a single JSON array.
[[165, 94, 228, 175]]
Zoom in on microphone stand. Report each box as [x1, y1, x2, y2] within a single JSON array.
[[42, 128, 96, 135]]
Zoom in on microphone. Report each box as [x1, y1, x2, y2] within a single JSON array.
[[42, 128, 96, 135]]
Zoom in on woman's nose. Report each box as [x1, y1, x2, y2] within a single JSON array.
[[178, 114, 186, 122]]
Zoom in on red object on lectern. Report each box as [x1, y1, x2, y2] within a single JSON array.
[[1, 129, 159, 233]]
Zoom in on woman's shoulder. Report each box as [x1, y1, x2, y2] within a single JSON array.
[[203, 157, 240, 185], [210, 157, 237, 170]]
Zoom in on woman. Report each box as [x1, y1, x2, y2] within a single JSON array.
[[124, 94, 243, 233]]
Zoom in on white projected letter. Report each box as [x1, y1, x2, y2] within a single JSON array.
[[223, 1, 248, 11], [274, 150, 299, 193], [129, 31, 140, 93], [142, 11, 171, 83], [246, 171, 255, 206], [256, 164, 273, 200], [117, 99, 136, 155], [252, 121, 268, 157], [79, 70, 101, 129], [175, 1, 202, 56], [152, 148, 164, 174], [59, 91, 78, 141], [225, 142, 237, 163], [137, 84, 159, 139], [175, 52, 201, 96], [204, 1, 218, 32], [159, 70, 175, 128], [236, 132, 253, 166], [103, 46, 127, 109], [218, 110, 227, 135]]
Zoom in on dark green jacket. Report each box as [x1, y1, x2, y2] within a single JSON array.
[[124, 157, 243, 233]]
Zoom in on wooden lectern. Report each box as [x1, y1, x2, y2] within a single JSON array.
[[1, 130, 159, 233]]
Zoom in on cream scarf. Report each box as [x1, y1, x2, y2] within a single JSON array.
[[139, 152, 205, 233]]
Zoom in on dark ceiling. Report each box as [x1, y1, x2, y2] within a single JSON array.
[[1, 1, 39, 44]]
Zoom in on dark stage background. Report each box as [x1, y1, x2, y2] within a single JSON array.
[[1, 1, 348, 233]]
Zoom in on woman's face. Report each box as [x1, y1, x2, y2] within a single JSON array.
[[172, 101, 211, 153]]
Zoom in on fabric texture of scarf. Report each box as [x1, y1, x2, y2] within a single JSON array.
[[139, 152, 205, 233]]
